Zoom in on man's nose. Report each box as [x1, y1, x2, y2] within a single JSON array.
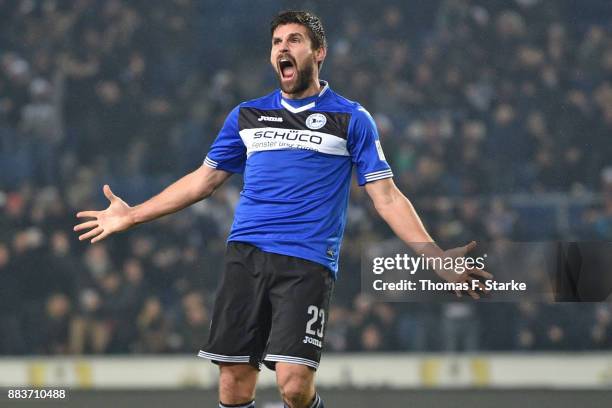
[[278, 39, 289, 52]]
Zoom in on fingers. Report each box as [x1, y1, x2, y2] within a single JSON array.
[[468, 268, 493, 280], [79, 227, 104, 242], [74, 185, 117, 244], [454, 281, 483, 299], [464, 240, 477, 252], [103, 184, 116, 202], [455, 268, 491, 299], [455, 287, 481, 299], [467, 289, 481, 300], [76, 211, 99, 219], [74, 221, 98, 232], [475, 280, 488, 293], [91, 230, 110, 244], [470, 279, 488, 294]]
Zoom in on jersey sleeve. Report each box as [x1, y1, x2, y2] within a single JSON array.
[[204, 106, 246, 174], [347, 106, 393, 186]]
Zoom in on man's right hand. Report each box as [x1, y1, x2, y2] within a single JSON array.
[[74, 185, 134, 244]]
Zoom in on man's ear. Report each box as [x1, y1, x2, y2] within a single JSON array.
[[315, 47, 327, 65]]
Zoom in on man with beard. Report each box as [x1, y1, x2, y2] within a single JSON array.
[[74, 11, 488, 408]]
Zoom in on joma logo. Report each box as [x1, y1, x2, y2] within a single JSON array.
[[257, 115, 283, 122]]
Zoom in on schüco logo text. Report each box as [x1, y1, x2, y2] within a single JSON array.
[[253, 130, 322, 144]]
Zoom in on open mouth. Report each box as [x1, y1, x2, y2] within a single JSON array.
[[278, 57, 296, 80]]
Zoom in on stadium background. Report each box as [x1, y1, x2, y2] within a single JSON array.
[[1, 0, 612, 406]]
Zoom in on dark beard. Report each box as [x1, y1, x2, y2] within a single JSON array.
[[277, 61, 314, 96]]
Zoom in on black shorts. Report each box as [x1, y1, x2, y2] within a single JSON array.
[[198, 242, 334, 370]]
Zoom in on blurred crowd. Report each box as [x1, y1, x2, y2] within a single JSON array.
[[1, 0, 612, 355]]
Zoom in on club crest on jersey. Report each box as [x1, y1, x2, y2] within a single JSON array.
[[305, 113, 326, 130]]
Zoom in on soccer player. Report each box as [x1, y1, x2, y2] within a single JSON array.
[[74, 10, 489, 408]]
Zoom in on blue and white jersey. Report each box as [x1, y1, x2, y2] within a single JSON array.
[[204, 81, 393, 277]]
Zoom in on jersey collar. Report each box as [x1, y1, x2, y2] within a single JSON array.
[[280, 80, 329, 114]]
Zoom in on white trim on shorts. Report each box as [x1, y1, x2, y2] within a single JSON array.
[[197, 350, 250, 363], [263, 354, 319, 370]]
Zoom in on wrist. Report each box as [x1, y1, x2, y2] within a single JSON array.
[[127, 205, 139, 226], [410, 242, 444, 258]]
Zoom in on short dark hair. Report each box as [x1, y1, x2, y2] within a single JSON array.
[[270, 10, 327, 50]]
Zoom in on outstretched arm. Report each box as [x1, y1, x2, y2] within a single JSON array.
[[74, 165, 232, 243], [365, 177, 491, 298], [365, 178, 440, 254]]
